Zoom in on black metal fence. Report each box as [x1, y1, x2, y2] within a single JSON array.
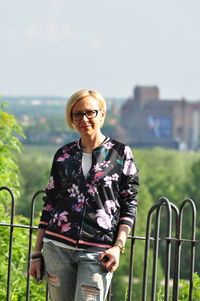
[[0, 185, 199, 301]]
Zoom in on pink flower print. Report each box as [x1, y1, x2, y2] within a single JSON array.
[[103, 176, 112, 188], [123, 160, 137, 176], [95, 209, 112, 229], [104, 142, 114, 149], [77, 193, 85, 203], [57, 211, 69, 227], [93, 163, 102, 172], [124, 146, 133, 160], [112, 173, 119, 181], [120, 190, 129, 196], [104, 200, 117, 215], [43, 204, 53, 212], [52, 213, 58, 223], [131, 200, 137, 205], [94, 171, 105, 181], [68, 184, 79, 197], [101, 160, 111, 168], [74, 201, 84, 212], [46, 176, 54, 190], [60, 222, 71, 233], [57, 153, 70, 162], [63, 148, 71, 152], [87, 181, 97, 195]]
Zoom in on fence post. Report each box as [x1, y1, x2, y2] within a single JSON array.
[[26, 190, 45, 301], [0, 186, 15, 301], [142, 197, 172, 301]]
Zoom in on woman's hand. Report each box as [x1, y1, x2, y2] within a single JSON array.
[[98, 246, 121, 273], [29, 259, 42, 280]]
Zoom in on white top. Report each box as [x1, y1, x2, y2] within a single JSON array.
[[82, 152, 92, 178]]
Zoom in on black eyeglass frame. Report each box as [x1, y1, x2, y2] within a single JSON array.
[[71, 109, 100, 121]]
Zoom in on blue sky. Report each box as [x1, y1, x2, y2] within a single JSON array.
[[1, 0, 200, 99]]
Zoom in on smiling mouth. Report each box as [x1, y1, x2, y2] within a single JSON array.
[[81, 125, 91, 128]]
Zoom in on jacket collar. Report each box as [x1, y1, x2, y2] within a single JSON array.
[[76, 136, 110, 152]]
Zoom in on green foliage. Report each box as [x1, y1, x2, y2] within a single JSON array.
[[16, 147, 52, 217], [179, 273, 200, 300], [0, 103, 25, 206], [156, 273, 200, 301], [0, 202, 46, 300], [134, 147, 199, 204], [0, 105, 46, 299]]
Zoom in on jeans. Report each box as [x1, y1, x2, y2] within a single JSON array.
[[43, 241, 113, 301]]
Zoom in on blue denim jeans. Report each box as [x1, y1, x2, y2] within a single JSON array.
[[43, 241, 113, 301]]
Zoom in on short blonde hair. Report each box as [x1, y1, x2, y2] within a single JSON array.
[[66, 89, 107, 129]]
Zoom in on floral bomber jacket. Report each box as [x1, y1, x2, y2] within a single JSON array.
[[39, 137, 139, 251]]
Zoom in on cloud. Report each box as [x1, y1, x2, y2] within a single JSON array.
[[62, 24, 102, 49], [46, 19, 58, 41], [25, 25, 39, 39], [1, 19, 102, 49], [63, 24, 74, 39], [54, 0, 65, 8], [0, 27, 19, 39]]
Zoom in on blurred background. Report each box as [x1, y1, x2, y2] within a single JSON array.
[[1, 0, 200, 300]]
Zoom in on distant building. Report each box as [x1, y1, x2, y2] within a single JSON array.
[[121, 86, 200, 150]]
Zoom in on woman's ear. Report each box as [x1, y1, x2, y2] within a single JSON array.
[[100, 110, 106, 128], [100, 109, 106, 119]]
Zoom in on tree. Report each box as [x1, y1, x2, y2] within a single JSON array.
[[0, 104, 46, 300], [0, 103, 25, 207]]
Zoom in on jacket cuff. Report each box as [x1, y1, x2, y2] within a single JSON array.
[[38, 221, 49, 229], [119, 216, 134, 228]]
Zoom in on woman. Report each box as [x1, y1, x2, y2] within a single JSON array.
[[29, 89, 139, 301]]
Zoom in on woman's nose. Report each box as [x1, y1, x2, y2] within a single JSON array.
[[82, 114, 89, 121]]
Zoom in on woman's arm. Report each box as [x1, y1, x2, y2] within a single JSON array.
[[33, 228, 46, 252], [29, 228, 46, 280], [99, 146, 139, 273], [98, 224, 131, 272]]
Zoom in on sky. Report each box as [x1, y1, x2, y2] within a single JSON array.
[[1, 0, 200, 100]]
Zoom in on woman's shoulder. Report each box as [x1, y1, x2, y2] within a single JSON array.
[[109, 137, 133, 150], [53, 140, 78, 158]]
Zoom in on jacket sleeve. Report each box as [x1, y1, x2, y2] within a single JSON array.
[[118, 146, 139, 228], [38, 153, 61, 229]]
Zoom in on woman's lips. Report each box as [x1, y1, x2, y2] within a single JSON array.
[[81, 124, 91, 128]]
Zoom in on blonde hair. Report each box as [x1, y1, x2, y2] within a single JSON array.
[[66, 89, 107, 129]]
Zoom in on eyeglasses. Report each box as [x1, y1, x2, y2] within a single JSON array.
[[71, 110, 100, 121]]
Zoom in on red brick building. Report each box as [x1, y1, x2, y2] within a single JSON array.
[[121, 86, 200, 150]]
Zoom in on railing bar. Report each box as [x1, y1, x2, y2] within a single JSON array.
[[127, 212, 137, 301], [165, 237, 200, 243], [142, 207, 153, 301], [46, 283, 49, 301], [0, 223, 38, 229], [128, 235, 158, 241], [189, 242, 196, 301], [188, 200, 196, 301], [0, 187, 15, 301], [163, 199, 172, 301], [26, 190, 45, 301], [171, 204, 180, 301], [151, 207, 161, 301]]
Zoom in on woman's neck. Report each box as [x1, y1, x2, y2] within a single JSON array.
[[81, 133, 106, 153]]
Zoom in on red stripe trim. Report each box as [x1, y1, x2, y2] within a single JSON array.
[[45, 231, 77, 244], [78, 240, 112, 248], [45, 231, 112, 248], [39, 221, 49, 225], [120, 217, 133, 223]]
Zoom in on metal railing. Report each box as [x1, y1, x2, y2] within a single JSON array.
[[0, 186, 199, 301]]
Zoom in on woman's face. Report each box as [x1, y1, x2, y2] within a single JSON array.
[[71, 96, 105, 137]]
